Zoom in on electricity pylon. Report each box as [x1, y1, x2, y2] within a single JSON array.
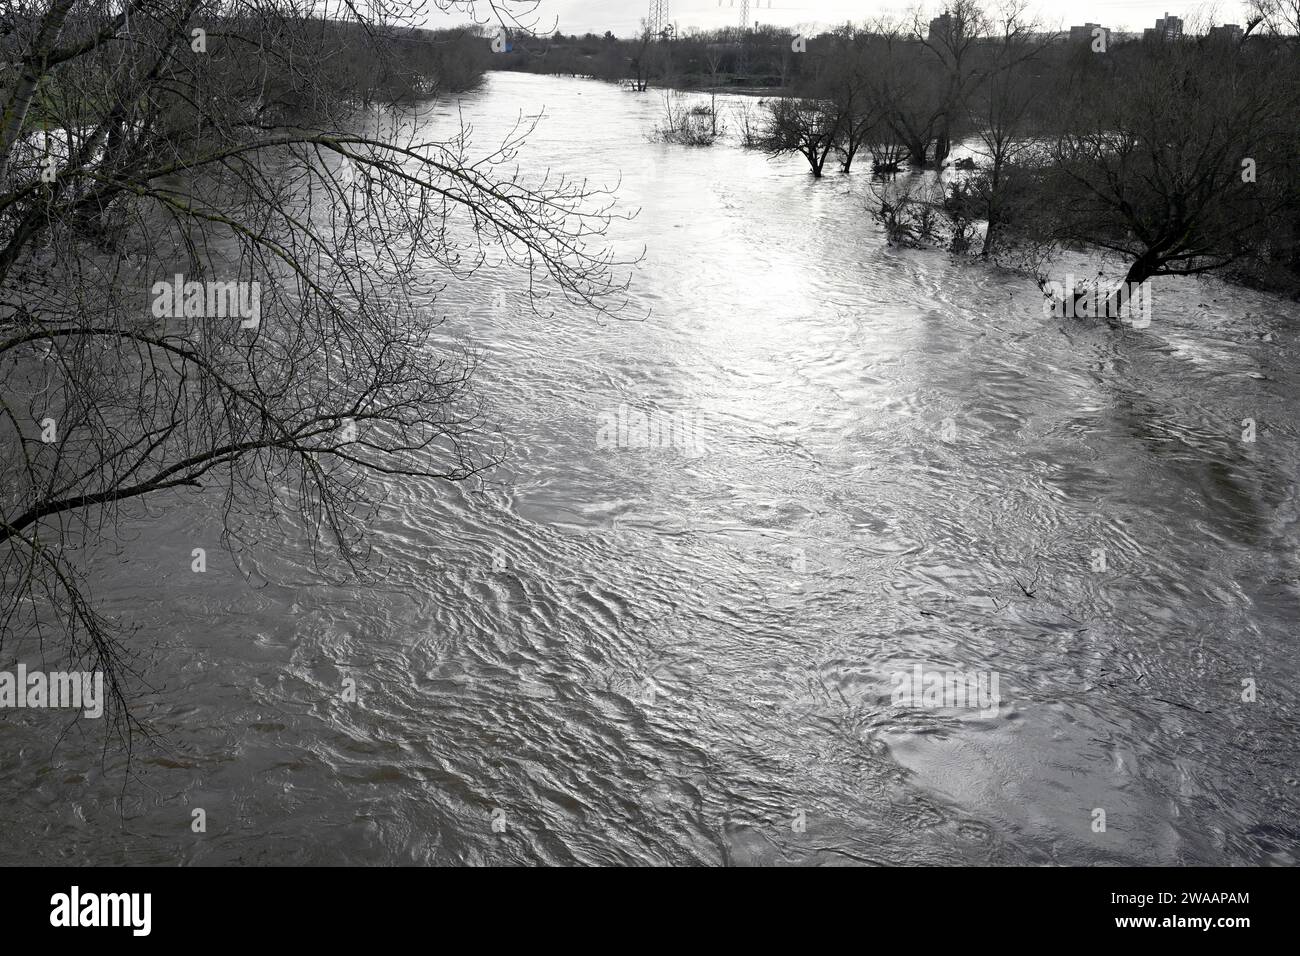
[[648, 0, 669, 38]]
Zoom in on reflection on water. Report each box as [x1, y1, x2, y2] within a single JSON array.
[[3, 73, 1298, 865]]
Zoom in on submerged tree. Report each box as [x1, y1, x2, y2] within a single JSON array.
[[653, 90, 721, 146], [866, 21, 946, 169], [0, 0, 631, 746], [756, 96, 844, 177], [913, 0, 989, 168], [963, 1, 1054, 255], [1036, 30, 1294, 311], [817, 27, 885, 174]]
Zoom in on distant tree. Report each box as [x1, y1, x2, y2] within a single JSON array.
[[964, 2, 1055, 254], [865, 20, 947, 168], [704, 44, 726, 86], [1034, 35, 1293, 311], [1247, 0, 1300, 45], [913, 0, 990, 167], [819, 30, 884, 174], [653, 90, 720, 146], [629, 25, 653, 91], [757, 96, 844, 177]]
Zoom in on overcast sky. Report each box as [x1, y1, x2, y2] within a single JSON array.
[[429, 1, 1254, 37]]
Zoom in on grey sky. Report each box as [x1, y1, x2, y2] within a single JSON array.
[[429, 1, 1254, 37]]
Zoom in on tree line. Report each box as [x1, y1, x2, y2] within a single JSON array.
[[499, 1, 1299, 303]]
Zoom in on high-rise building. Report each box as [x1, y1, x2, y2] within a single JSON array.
[[1207, 23, 1244, 42], [1143, 11, 1184, 41], [1069, 23, 1110, 45]]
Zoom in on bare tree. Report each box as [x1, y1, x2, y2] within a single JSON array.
[[1246, 0, 1300, 46], [820, 26, 885, 174], [703, 42, 725, 88], [0, 0, 632, 745], [964, 1, 1055, 255], [1039, 32, 1293, 312], [652, 89, 719, 146], [757, 96, 844, 177], [865, 17, 946, 168], [628, 23, 653, 91], [913, 0, 990, 167]]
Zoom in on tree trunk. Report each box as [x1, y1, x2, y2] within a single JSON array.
[[981, 162, 1002, 257], [1122, 254, 1158, 288], [1084, 253, 1158, 328], [840, 142, 856, 173], [933, 133, 951, 167], [0, 0, 79, 185], [981, 220, 997, 257]]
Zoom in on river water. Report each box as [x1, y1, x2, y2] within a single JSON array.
[[3, 72, 1299, 866]]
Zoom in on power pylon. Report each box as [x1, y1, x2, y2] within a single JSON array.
[[648, 0, 669, 38], [736, 0, 752, 74]]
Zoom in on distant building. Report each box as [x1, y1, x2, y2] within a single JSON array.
[[1069, 23, 1110, 46], [928, 12, 953, 41], [1143, 11, 1184, 41], [1207, 23, 1243, 42]]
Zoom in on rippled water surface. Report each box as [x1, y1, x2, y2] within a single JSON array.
[[4, 73, 1300, 865]]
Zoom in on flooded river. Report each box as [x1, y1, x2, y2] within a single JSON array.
[[3, 72, 1298, 865]]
